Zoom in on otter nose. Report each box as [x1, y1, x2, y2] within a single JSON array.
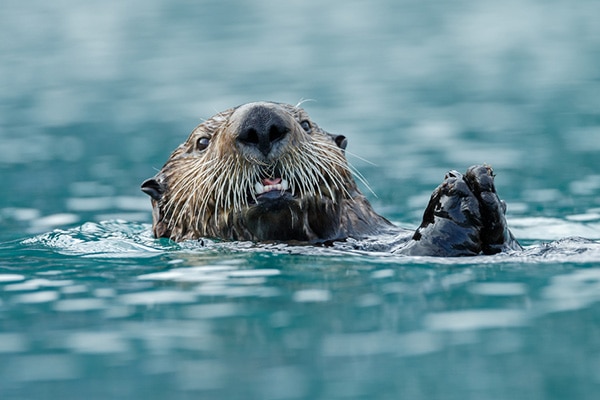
[[237, 105, 290, 156]]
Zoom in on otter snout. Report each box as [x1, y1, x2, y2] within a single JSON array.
[[236, 104, 291, 157]]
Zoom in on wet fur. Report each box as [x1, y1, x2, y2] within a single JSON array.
[[142, 103, 392, 242]]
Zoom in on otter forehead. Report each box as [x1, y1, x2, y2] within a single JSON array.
[[232, 101, 309, 121], [232, 101, 303, 119]]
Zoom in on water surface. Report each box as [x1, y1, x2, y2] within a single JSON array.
[[2, 0, 600, 399]]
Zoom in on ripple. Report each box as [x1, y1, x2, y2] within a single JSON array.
[[138, 266, 283, 288], [511, 217, 600, 240], [566, 212, 600, 222], [93, 288, 116, 297], [0, 208, 40, 221], [228, 269, 281, 278], [66, 196, 148, 212], [4, 279, 74, 292], [66, 331, 130, 354], [14, 291, 59, 304], [356, 293, 382, 307], [4, 355, 80, 382], [256, 366, 308, 400], [423, 309, 528, 331], [195, 283, 280, 298], [53, 298, 107, 312], [322, 331, 441, 357], [66, 197, 114, 211], [138, 265, 236, 283], [184, 303, 240, 319], [23, 221, 171, 257], [60, 284, 88, 294], [0, 274, 25, 283], [293, 289, 332, 303], [30, 213, 80, 230], [541, 268, 600, 312], [469, 283, 528, 296], [441, 271, 474, 288], [0, 333, 28, 353], [370, 269, 395, 279], [119, 290, 197, 305], [176, 360, 227, 391]]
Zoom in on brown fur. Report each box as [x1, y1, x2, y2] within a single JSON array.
[[141, 102, 392, 242]]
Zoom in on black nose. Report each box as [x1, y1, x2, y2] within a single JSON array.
[[237, 105, 290, 156]]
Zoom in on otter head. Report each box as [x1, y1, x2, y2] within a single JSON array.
[[141, 101, 388, 242]]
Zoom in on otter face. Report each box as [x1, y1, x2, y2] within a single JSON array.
[[141, 101, 369, 242]]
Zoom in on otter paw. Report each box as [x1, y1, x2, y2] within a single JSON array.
[[404, 165, 520, 256]]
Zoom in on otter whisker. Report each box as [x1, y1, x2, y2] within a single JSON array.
[[304, 157, 336, 200], [144, 101, 394, 242], [300, 142, 351, 201], [296, 156, 321, 198], [344, 150, 377, 167], [346, 162, 377, 198], [319, 144, 377, 197], [164, 166, 198, 227], [234, 160, 252, 210], [295, 98, 316, 108], [172, 165, 212, 229], [308, 139, 375, 198], [192, 157, 228, 228], [317, 140, 378, 168], [211, 158, 239, 223], [281, 153, 309, 197], [281, 162, 299, 197]]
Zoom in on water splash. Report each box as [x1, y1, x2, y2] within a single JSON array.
[[20, 220, 177, 258], [11, 218, 600, 264]]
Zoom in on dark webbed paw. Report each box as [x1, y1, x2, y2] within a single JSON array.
[[401, 165, 521, 256], [463, 165, 515, 254]]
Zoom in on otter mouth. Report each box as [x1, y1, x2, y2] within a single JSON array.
[[250, 176, 294, 205], [254, 177, 290, 197]]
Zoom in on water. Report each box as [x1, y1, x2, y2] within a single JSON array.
[[2, 0, 600, 398]]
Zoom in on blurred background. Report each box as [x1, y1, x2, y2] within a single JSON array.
[[1, 0, 600, 241]]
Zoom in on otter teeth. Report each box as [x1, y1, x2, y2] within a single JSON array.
[[254, 179, 289, 195]]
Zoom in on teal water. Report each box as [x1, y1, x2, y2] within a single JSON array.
[[2, 0, 600, 399]]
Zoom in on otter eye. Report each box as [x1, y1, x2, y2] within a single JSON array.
[[196, 137, 210, 151], [300, 120, 312, 134]]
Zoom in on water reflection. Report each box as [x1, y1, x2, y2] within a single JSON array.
[[2, 236, 600, 398], [322, 331, 441, 357], [423, 309, 528, 331], [542, 268, 600, 312], [5, 355, 81, 382]]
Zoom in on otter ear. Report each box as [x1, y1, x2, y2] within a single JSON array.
[[334, 135, 347, 150], [326, 132, 348, 150], [141, 177, 165, 201]]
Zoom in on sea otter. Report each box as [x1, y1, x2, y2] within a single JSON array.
[[141, 101, 521, 256]]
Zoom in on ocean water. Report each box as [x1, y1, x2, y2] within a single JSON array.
[[1, 0, 600, 399]]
